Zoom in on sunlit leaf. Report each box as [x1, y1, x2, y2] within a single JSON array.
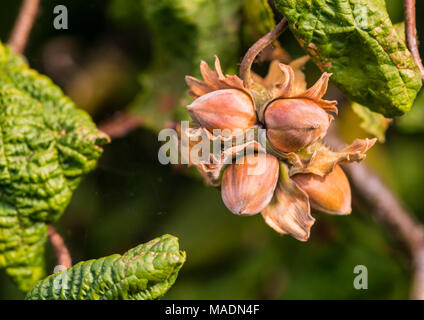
[[26, 235, 186, 300], [0, 42, 108, 291], [352, 102, 391, 142], [397, 90, 424, 133], [275, 0, 422, 117]]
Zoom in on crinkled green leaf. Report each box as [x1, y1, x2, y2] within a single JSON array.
[[26, 234, 186, 300], [275, 0, 422, 117], [392, 23, 424, 133], [0, 42, 109, 291], [394, 22, 405, 43], [352, 102, 390, 142]]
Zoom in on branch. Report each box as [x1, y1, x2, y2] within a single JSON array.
[[404, 0, 424, 82], [326, 128, 424, 299], [47, 225, 72, 270], [240, 17, 288, 88], [8, 0, 40, 55], [98, 111, 144, 139]]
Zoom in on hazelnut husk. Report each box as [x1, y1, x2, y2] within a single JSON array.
[[180, 54, 375, 241]]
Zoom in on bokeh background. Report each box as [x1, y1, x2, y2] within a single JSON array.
[[0, 0, 423, 299]]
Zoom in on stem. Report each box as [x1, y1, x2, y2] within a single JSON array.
[[404, 0, 424, 82], [98, 112, 143, 139], [48, 225, 72, 270], [326, 128, 424, 299], [412, 248, 424, 299], [7, 0, 40, 55], [240, 17, 288, 88]]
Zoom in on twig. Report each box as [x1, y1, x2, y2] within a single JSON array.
[[412, 248, 424, 300], [7, 0, 40, 55], [404, 0, 424, 82], [326, 128, 424, 299], [98, 111, 144, 139], [48, 225, 72, 270], [240, 17, 288, 88]]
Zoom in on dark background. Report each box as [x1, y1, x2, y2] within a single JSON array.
[[0, 0, 423, 299]]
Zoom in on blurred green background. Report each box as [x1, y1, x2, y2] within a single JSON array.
[[0, 0, 423, 299]]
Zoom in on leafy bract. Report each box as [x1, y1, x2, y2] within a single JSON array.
[[397, 90, 424, 133], [275, 0, 422, 117], [26, 235, 186, 300], [0, 42, 108, 291], [352, 102, 390, 142]]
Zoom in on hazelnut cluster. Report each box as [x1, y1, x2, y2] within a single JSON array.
[[180, 56, 375, 241]]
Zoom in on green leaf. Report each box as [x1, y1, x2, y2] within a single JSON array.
[[109, 0, 243, 132], [243, 0, 276, 39], [275, 0, 422, 117], [391, 23, 424, 133], [394, 22, 405, 43], [26, 235, 186, 300], [0, 42, 108, 291], [351, 102, 390, 142], [397, 89, 424, 133]]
